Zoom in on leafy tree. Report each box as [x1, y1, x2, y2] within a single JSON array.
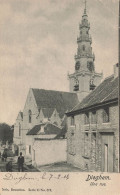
[[0, 123, 13, 144]]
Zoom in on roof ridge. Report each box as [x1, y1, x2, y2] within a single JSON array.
[[32, 88, 77, 94]]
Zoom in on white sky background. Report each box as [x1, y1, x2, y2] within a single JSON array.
[[0, 0, 118, 125]]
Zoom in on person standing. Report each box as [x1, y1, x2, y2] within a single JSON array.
[[17, 152, 24, 172], [3, 150, 7, 162], [6, 160, 12, 172]]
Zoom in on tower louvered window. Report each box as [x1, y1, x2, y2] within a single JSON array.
[[83, 45, 85, 51]]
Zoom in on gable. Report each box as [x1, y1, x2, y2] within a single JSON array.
[[23, 88, 38, 114], [16, 111, 23, 121]]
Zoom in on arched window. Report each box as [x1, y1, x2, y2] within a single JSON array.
[[83, 45, 85, 51], [19, 123, 21, 136], [28, 110, 32, 123]]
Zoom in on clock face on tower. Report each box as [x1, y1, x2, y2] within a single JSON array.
[[75, 61, 80, 71]]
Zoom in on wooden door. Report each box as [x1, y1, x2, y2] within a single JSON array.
[[101, 134, 114, 172]]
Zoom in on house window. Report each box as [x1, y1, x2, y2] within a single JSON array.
[[28, 110, 32, 123], [84, 112, 89, 124], [29, 145, 31, 154], [71, 116, 75, 126], [91, 111, 97, 124], [19, 123, 21, 136], [103, 107, 109, 123]]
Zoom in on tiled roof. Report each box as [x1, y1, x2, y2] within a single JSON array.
[[27, 122, 62, 136], [32, 89, 79, 118], [42, 108, 55, 118], [68, 75, 118, 114]]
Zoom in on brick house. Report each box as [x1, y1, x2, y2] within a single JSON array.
[[66, 64, 119, 172], [13, 88, 79, 157]]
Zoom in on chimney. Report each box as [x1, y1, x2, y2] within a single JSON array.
[[113, 63, 119, 78]]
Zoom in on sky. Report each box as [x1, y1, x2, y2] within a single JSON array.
[[0, 0, 118, 125]]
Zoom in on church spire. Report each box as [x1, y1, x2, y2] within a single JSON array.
[[74, 1, 94, 73], [68, 1, 103, 101], [84, 0, 87, 15]]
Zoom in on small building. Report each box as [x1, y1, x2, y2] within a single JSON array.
[[26, 122, 66, 166], [66, 64, 119, 172]]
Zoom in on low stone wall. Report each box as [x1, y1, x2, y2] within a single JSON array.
[[32, 139, 67, 166]]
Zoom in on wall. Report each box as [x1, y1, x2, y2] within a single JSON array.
[[67, 114, 85, 169], [25, 134, 57, 158], [32, 139, 67, 166], [67, 104, 119, 172]]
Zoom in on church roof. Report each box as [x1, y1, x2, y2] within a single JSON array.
[[27, 122, 63, 136], [32, 89, 79, 118], [67, 75, 118, 115], [41, 108, 55, 118]]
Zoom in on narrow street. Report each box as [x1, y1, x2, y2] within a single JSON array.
[[0, 156, 84, 172]]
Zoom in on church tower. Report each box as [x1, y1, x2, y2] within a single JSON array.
[[68, 1, 102, 102]]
